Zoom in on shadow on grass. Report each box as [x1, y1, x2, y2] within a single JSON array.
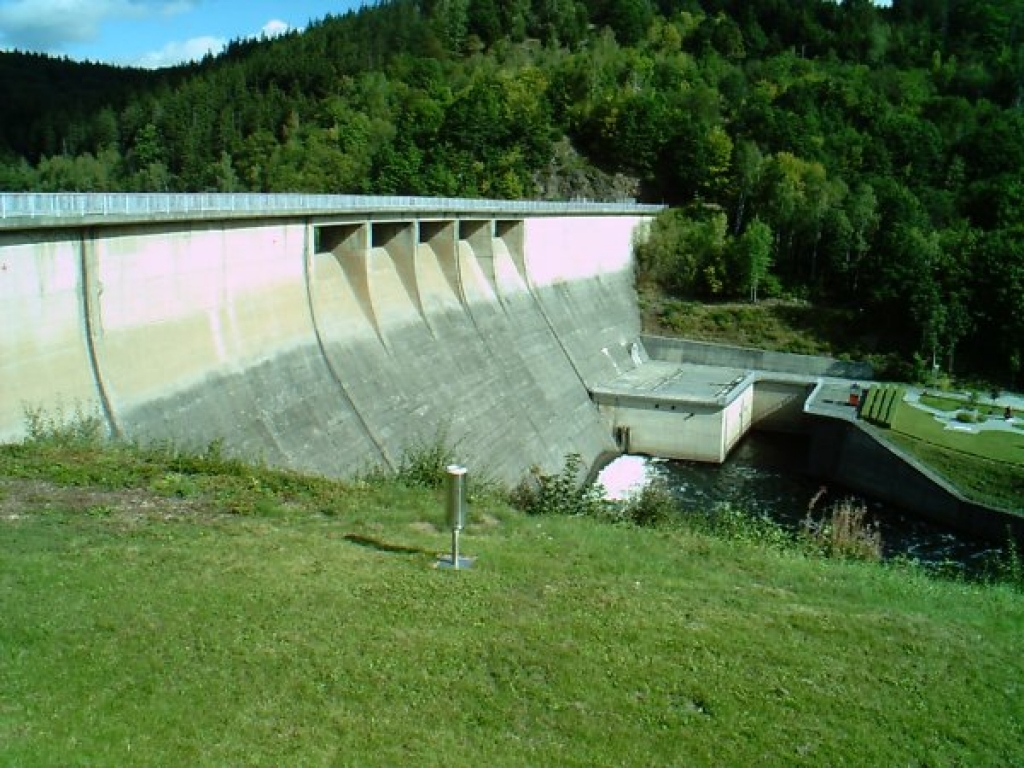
[[343, 533, 432, 556]]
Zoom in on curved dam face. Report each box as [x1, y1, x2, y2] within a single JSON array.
[[1, 212, 650, 483]]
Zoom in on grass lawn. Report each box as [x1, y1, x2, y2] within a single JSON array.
[[2, 439, 1024, 766], [885, 397, 1024, 511], [919, 392, 1011, 419], [890, 401, 1024, 464]]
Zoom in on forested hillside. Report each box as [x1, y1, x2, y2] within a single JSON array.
[[1, 0, 1022, 383]]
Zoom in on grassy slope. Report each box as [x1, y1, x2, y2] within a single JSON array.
[[2, 442, 1023, 766], [885, 397, 1024, 510], [890, 401, 1024, 466], [640, 292, 875, 359]]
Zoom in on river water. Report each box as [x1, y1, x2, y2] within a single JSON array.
[[598, 431, 1003, 574]]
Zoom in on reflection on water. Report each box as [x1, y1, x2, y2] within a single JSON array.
[[601, 431, 1003, 573]]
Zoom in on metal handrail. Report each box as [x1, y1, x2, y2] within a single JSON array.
[[0, 192, 663, 223]]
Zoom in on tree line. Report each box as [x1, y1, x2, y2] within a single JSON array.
[[0, 0, 1022, 383]]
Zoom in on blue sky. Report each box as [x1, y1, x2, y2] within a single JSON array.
[[0, 0, 368, 68], [0, 0, 894, 70]]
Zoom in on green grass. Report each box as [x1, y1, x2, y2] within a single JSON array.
[[645, 297, 858, 356], [640, 293, 903, 372], [2, 439, 1024, 766], [860, 385, 906, 428], [883, 398, 1024, 511], [890, 405, 1024, 464], [920, 392, 1012, 419], [919, 393, 969, 413]]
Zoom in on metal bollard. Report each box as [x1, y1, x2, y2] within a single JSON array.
[[446, 464, 466, 532], [438, 464, 472, 570]]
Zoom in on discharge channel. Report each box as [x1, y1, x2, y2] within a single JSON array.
[[598, 431, 1004, 575]]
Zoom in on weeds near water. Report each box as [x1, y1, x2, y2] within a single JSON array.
[[1002, 538, 1024, 588], [510, 453, 607, 518], [981, 532, 1024, 591], [683, 503, 794, 550], [598, 477, 679, 528], [800, 490, 882, 562], [620, 478, 678, 527]]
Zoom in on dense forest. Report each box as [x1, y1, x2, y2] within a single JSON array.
[[1, 0, 1022, 384]]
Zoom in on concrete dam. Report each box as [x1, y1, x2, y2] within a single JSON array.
[[4, 193, 1022, 543], [1, 193, 661, 483]]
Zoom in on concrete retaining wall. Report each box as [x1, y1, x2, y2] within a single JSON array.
[[1, 213, 650, 483], [643, 335, 874, 380], [598, 389, 752, 464], [807, 417, 1024, 544]]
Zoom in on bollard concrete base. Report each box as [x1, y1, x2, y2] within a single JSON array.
[[435, 554, 475, 570]]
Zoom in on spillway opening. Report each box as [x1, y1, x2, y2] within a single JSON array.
[[419, 220, 446, 243], [494, 220, 521, 238], [371, 221, 409, 249], [495, 219, 524, 249], [418, 220, 456, 251], [315, 223, 363, 254], [457, 219, 490, 246]]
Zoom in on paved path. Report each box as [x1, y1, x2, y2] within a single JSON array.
[[903, 387, 1023, 434]]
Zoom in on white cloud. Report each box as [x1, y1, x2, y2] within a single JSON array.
[[0, 1, 302, 69], [133, 18, 295, 69], [261, 19, 290, 39], [133, 16, 298, 69], [134, 34, 224, 68], [0, 0, 192, 52]]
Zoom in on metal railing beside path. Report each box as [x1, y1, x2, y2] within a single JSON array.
[[0, 192, 663, 225]]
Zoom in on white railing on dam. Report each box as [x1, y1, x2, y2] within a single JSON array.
[[0, 192, 663, 226]]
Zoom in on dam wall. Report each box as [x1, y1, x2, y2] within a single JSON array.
[[1, 204, 653, 484], [642, 335, 874, 380]]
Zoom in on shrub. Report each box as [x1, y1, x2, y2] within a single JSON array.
[[510, 453, 607, 518], [800, 497, 882, 562], [395, 434, 458, 490], [681, 503, 793, 550], [22, 403, 104, 448], [619, 478, 678, 527], [865, 352, 915, 382], [982, 531, 1024, 591], [358, 429, 461, 491]]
